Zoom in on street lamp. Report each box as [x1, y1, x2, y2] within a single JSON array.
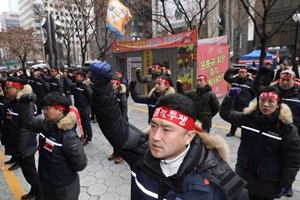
[[292, 11, 300, 78]]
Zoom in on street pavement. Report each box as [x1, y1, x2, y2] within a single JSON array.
[[0, 97, 300, 200]]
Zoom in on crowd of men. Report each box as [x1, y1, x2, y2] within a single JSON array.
[[0, 61, 300, 200]]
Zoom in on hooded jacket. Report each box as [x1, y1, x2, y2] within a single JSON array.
[[130, 86, 176, 123], [17, 85, 87, 188], [92, 83, 248, 200], [220, 95, 300, 199], [253, 72, 300, 135], [177, 82, 219, 129], [224, 68, 255, 111], [1, 85, 37, 157]]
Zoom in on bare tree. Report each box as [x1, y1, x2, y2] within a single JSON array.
[[240, 0, 300, 67], [0, 27, 40, 69], [127, 0, 220, 38], [53, 0, 95, 66]]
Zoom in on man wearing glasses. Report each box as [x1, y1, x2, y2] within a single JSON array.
[[1, 77, 42, 200]]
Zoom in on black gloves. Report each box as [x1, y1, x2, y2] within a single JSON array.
[[130, 80, 137, 89], [19, 93, 36, 103]]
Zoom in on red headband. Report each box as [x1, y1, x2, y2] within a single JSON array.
[[258, 92, 281, 102], [197, 76, 207, 82], [280, 73, 295, 79], [156, 78, 169, 86], [152, 106, 206, 133], [51, 105, 84, 143], [239, 68, 247, 73], [153, 65, 162, 69], [6, 81, 24, 89], [111, 79, 121, 85], [116, 71, 122, 75]]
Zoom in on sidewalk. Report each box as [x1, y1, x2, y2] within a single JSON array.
[[0, 97, 299, 199]]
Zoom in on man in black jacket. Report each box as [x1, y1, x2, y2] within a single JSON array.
[[72, 70, 93, 146], [1, 77, 42, 200], [177, 75, 219, 133], [89, 61, 249, 200], [224, 66, 255, 137]]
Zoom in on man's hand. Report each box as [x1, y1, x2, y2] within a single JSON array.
[[19, 93, 36, 103], [228, 87, 241, 97], [136, 68, 141, 73], [89, 62, 112, 87], [177, 79, 182, 84], [230, 66, 235, 71], [130, 80, 137, 89]]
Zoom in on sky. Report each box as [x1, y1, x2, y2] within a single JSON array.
[[0, 0, 9, 14]]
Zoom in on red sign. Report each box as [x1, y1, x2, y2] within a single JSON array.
[[197, 45, 229, 98], [112, 30, 197, 52]]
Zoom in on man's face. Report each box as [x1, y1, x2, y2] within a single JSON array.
[[149, 118, 195, 160], [115, 72, 122, 79], [280, 77, 295, 89], [51, 69, 58, 76], [155, 81, 168, 94], [75, 74, 84, 82], [43, 106, 63, 122], [258, 97, 279, 118], [196, 79, 207, 89], [5, 86, 20, 98], [110, 82, 119, 90], [238, 70, 247, 78], [152, 65, 161, 74]]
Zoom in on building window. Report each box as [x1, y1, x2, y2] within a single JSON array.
[[44, 3, 47, 6], [50, 11, 54, 15], [36, 27, 41, 30], [55, 12, 58, 15], [44, 10, 48, 14], [50, 3, 53, 7]]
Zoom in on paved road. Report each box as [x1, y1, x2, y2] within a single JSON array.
[[0, 97, 300, 199]]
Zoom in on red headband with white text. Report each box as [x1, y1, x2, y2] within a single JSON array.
[[258, 92, 281, 102], [6, 81, 24, 89], [152, 106, 206, 133], [197, 75, 207, 82], [111, 79, 121, 85], [156, 78, 169, 86], [280, 73, 295, 79]]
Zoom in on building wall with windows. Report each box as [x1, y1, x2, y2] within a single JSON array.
[[252, 0, 300, 64], [0, 12, 20, 32]]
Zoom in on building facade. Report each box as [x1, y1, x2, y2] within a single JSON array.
[[0, 12, 20, 32]]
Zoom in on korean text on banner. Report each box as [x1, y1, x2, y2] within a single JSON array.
[[106, 0, 132, 39], [197, 45, 229, 98]]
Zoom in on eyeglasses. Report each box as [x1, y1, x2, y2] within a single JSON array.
[[4, 86, 15, 90], [43, 106, 55, 111]]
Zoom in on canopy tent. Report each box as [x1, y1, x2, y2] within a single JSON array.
[[239, 50, 275, 68]]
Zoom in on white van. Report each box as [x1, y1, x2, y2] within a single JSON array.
[[30, 63, 48, 70]]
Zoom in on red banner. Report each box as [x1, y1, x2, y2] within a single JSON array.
[[112, 30, 197, 52], [197, 45, 229, 98]]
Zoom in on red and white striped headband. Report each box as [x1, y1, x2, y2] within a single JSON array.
[[111, 79, 121, 85], [280, 73, 295, 79], [258, 92, 281, 102], [156, 78, 169, 86], [152, 106, 206, 133], [239, 68, 247, 72], [197, 76, 207, 82], [6, 81, 24, 89]]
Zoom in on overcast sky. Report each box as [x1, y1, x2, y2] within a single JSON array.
[[0, 0, 9, 14]]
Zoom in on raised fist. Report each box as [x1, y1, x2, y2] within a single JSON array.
[[89, 62, 112, 87], [130, 80, 137, 89], [228, 87, 241, 97]]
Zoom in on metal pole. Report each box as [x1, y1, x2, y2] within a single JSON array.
[[293, 20, 299, 78]]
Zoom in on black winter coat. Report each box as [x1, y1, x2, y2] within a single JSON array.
[[92, 83, 249, 200], [224, 69, 255, 111], [220, 95, 300, 199], [177, 82, 219, 129]]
